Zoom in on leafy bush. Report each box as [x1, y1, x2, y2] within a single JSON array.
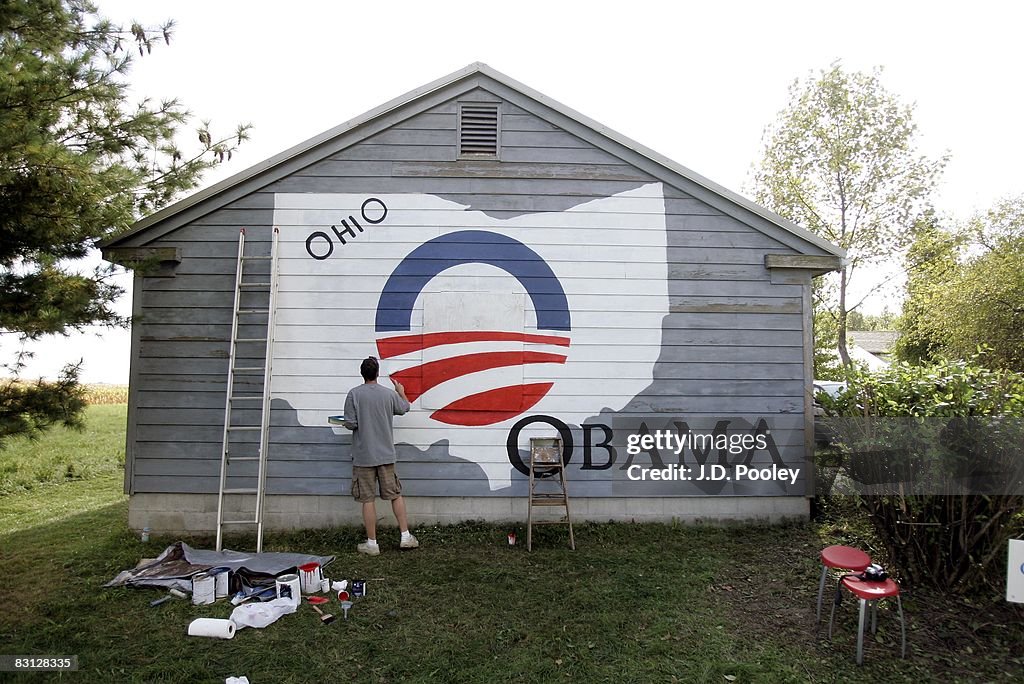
[[820, 354, 1024, 593]]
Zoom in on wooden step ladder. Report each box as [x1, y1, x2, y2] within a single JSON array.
[[527, 436, 575, 551], [215, 226, 280, 552]]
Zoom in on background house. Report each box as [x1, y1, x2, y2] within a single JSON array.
[[848, 330, 900, 369], [101, 63, 844, 533]]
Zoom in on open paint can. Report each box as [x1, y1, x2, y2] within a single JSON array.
[[298, 562, 322, 594], [210, 567, 231, 599], [275, 573, 301, 607], [191, 572, 215, 605]]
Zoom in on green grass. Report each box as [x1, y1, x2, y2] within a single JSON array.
[[1, 481, 1021, 683], [0, 406, 1021, 682], [0, 404, 126, 495]]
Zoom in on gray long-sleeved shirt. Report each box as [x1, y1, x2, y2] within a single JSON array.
[[342, 382, 410, 467]]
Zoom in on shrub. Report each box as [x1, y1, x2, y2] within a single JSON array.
[[820, 354, 1024, 593]]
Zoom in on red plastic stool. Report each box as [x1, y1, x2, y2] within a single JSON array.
[[816, 545, 870, 623], [829, 575, 906, 665]]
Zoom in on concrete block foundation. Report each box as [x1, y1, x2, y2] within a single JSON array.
[[128, 494, 809, 534]]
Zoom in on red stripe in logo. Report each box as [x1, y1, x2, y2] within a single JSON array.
[[376, 331, 570, 358], [430, 383, 555, 426], [390, 351, 567, 402]]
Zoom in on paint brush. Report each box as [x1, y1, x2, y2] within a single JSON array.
[[307, 596, 335, 625]]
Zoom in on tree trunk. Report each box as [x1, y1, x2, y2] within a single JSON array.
[[838, 267, 851, 366]]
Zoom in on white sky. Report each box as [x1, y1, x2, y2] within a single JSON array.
[[5, 0, 1021, 383]]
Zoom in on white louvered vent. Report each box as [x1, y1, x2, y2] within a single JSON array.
[[458, 103, 500, 157]]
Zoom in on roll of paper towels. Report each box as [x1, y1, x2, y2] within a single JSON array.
[[187, 618, 236, 639]]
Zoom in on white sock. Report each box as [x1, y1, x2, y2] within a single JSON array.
[[401, 530, 412, 541], [366, 538, 377, 546]]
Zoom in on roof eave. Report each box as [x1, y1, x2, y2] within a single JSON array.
[[102, 61, 846, 260]]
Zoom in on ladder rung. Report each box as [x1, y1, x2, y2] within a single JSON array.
[[237, 308, 269, 314], [222, 488, 258, 495], [235, 338, 268, 343], [230, 395, 263, 401], [239, 282, 271, 287], [242, 256, 272, 260], [227, 426, 261, 431], [222, 519, 259, 525], [229, 456, 260, 462], [232, 366, 264, 372]]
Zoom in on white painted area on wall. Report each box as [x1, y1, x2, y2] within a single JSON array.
[[272, 184, 668, 490]]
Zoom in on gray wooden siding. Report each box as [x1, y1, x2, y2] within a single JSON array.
[[127, 95, 809, 497]]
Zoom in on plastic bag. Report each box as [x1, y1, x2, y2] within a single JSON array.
[[229, 597, 297, 629]]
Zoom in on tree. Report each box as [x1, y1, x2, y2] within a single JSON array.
[[1, 0, 249, 443], [893, 217, 963, 364], [753, 63, 946, 367], [897, 196, 1024, 370]]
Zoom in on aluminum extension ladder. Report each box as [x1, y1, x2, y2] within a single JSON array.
[[216, 227, 280, 552]]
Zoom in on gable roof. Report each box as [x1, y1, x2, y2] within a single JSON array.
[[849, 330, 900, 355], [102, 62, 846, 260]]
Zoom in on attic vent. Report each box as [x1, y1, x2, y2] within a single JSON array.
[[458, 103, 500, 158]]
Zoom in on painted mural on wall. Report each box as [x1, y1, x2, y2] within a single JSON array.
[[272, 184, 669, 491], [272, 183, 805, 496]]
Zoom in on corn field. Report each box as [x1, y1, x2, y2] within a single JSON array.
[[83, 384, 129, 405]]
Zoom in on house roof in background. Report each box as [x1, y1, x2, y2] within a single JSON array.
[[849, 330, 900, 355]]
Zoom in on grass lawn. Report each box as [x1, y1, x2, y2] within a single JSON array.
[[0, 405, 1022, 682], [0, 404, 127, 495]]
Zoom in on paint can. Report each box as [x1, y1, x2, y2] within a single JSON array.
[[508, 531, 516, 546], [275, 573, 301, 607], [352, 580, 366, 598], [191, 572, 215, 605], [298, 562, 322, 594], [141, 527, 151, 543], [210, 567, 231, 599], [337, 590, 350, 602], [320, 578, 330, 593]]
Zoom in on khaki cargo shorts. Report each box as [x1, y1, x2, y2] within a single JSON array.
[[351, 464, 402, 503]]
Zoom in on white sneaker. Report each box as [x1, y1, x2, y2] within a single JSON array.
[[400, 534, 419, 550], [357, 542, 380, 556]]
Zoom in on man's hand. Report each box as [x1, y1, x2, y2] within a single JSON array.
[[391, 377, 408, 401]]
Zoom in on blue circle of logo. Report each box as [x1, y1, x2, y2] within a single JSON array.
[[375, 230, 570, 332]]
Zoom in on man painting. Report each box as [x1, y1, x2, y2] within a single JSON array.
[[343, 356, 419, 555]]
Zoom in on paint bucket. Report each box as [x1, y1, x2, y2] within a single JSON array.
[[210, 567, 231, 599], [275, 573, 301, 607], [352, 580, 366, 598], [192, 572, 215, 605], [320, 578, 330, 593], [298, 562, 322, 595]]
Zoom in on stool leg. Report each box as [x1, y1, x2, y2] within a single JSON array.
[[856, 598, 867, 665], [897, 594, 906, 659], [816, 564, 828, 623], [871, 599, 878, 634], [828, 591, 838, 640]]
